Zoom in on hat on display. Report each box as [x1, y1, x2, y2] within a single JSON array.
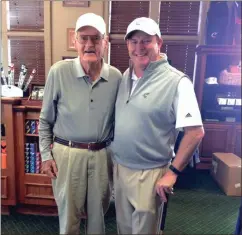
[[205, 77, 218, 84]]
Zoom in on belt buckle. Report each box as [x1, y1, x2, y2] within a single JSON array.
[[87, 143, 91, 150]]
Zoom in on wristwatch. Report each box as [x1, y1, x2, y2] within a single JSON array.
[[169, 165, 182, 175]]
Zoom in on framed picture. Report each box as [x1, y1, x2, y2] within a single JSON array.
[[30, 85, 45, 100], [67, 28, 76, 51], [63, 1, 89, 7]]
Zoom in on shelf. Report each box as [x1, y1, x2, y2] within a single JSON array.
[[203, 120, 241, 125], [25, 173, 47, 177], [25, 134, 39, 137], [196, 45, 241, 55], [204, 109, 241, 114], [21, 98, 42, 107], [202, 108, 241, 123], [204, 83, 241, 89]]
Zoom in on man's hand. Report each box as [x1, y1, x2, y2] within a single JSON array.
[[41, 159, 58, 179], [155, 170, 177, 202]]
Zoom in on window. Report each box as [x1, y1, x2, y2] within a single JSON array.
[[159, 1, 200, 36], [159, 1, 201, 79], [9, 0, 44, 31], [108, 1, 201, 79], [7, 0, 45, 85], [109, 1, 150, 73], [9, 37, 45, 84]]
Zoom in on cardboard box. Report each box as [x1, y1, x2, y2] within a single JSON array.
[[211, 152, 241, 196]]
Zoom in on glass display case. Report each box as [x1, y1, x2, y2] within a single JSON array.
[[194, 45, 241, 169], [202, 53, 241, 122]]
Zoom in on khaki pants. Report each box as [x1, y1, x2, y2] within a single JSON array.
[[51, 142, 112, 234], [114, 163, 168, 234]]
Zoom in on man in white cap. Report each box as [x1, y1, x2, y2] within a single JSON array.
[[111, 17, 205, 234], [39, 13, 122, 234]]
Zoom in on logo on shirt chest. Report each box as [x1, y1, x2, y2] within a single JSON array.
[[185, 113, 192, 118], [143, 93, 150, 98]]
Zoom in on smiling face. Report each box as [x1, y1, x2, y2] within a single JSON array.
[[74, 26, 108, 66], [127, 31, 162, 70]]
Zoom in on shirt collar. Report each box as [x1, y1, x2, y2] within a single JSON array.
[[73, 57, 109, 81], [131, 70, 140, 81], [145, 53, 169, 73]]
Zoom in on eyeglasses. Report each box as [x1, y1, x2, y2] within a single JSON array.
[[76, 35, 104, 44]]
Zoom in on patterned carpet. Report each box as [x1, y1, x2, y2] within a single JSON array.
[[1, 170, 241, 234]]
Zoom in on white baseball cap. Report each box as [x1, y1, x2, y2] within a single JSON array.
[[75, 13, 106, 35], [124, 17, 161, 40]]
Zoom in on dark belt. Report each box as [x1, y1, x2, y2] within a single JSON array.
[[54, 136, 109, 151]]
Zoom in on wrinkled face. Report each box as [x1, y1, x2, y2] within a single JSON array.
[[127, 31, 162, 69], [74, 26, 108, 64]]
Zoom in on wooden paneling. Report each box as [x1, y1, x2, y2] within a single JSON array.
[[25, 183, 54, 200], [14, 109, 26, 204], [21, 178, 55, 207], [201, 123, 232, 157], [233, 125, 242, 158], [197, 122, 241, 170], [26, 111, 41, 120]]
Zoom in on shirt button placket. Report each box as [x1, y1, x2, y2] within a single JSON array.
[[90, 89, 94, 110]]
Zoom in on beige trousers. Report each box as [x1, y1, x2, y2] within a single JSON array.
[[51, 142, 112, 235], [114, 163, 168, 234]]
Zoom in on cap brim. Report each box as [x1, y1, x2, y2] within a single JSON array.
[[75, 24, 105, 35], [124, 31, 135, 40], [124, 29, 159, 40]]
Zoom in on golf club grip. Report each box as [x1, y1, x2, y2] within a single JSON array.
[[160, 193, 169, 231]]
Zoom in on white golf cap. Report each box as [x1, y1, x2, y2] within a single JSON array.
[[75, 13, 106, 34], [124, 17, 161, 40]]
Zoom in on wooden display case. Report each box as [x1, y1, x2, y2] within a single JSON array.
[[194, 45, 241, 169], [1, 98, 21, 214], [13, 104, 57, 215]]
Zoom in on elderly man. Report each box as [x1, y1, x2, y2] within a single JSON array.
[[39, 13, 122, 234], [111, 17, 205, 234]]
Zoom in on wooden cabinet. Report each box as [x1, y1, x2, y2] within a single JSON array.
[[13, 105, 57, 215], [1, 98, 21, 214], [197, 122, 241, 169], [201, 123, 233, 157], [232, 125, 241, 158], [194, 45, 241, 170]]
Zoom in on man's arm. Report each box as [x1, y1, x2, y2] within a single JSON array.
[[39, 68, 59, 178], [156, 77, 205, 201], [156, 126, 204, 202], [171, 125, 204, 172]]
